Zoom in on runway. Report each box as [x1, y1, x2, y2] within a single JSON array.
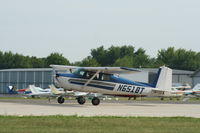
[[0, 99, 200, 117]]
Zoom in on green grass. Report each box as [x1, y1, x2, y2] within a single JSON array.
[[0, 116, 200, 133]]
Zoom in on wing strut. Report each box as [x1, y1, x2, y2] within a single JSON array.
[[82, 70, 101, 88]]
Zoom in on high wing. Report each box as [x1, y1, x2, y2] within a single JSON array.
[[50, 65, 141, 74]]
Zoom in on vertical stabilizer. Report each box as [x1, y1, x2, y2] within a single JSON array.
[[155, 66, 172, 91], [49, 84, 59, 94], [193, 84, 200, 90], [29, 85, 39, 94], [49, 84, 63, 95]]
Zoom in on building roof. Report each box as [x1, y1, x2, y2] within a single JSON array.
[[192, 68, 200, 77]]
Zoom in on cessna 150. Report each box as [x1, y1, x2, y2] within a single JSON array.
[[50, 65, 172, 106]]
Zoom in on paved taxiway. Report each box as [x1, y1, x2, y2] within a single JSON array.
[[0, 99, 200, 117]]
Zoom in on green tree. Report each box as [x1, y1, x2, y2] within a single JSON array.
[[12, 54, 32, 68], [119, 45, 135, 58], [156, 47, 200, 70], [113, 56, 134, 67], [0, 51, 4, 69], [46, 53, 70, 67], [91, 46, 108, 66], [79, 56, 100, 67], [2, 51, 15, 69], [157, 47, 175, 67], [134, 48, 151, 68], [30, 57, 46, 68]]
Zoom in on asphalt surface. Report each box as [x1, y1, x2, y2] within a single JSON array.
[[0, 98, 200, 117]]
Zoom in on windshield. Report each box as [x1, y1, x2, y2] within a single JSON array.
[[72, 69, 86, 76]]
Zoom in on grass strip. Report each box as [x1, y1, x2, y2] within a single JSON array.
[[0, 115, 199, 133]]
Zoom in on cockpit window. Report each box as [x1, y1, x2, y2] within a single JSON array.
[[72, 69, 86, 77], [72, 69, 111, 81]]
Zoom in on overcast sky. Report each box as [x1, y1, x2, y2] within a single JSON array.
[[0, 0, 200, 62]]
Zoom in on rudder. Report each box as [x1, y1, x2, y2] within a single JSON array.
[[154, 66, 172, 91]]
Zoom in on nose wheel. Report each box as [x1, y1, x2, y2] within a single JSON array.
[[91, 97, 100, 106]]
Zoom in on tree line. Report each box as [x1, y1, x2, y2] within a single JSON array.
[[0, 45, 200, 71]]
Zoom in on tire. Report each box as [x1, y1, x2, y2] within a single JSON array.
[[77, 96, 86, 105], [91, 97, 100, 106], [57, 96, 65, 104]]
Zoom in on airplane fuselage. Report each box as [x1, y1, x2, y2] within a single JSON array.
[[55, 73, 157, 97]]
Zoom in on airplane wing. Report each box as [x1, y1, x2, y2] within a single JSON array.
[[50, 65, 140, 74]]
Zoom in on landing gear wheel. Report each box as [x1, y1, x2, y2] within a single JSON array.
[[77, 96, 86, 105], [91, 97, 100, 106], [57, 96, 65, 104]]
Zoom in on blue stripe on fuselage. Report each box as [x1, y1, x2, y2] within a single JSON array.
[[57, 73, 154, 88], [70, 81, 114, 90], [109, 76, 154, 87]]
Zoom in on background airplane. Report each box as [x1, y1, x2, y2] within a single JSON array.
[[183, 84, 200, 97]]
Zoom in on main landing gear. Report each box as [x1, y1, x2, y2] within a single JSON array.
[[57, 96, 65, 104], [57, 96, 100, 106], [77, 96, 100, 106], [91, 97, 100, 106], [77, 96, 86, 105]]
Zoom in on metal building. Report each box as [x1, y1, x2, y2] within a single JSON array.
[[192, 69, 200, 87], [0, 68, 53, 93], [145, 68, 194, 86], [121, 68, 194, 86]]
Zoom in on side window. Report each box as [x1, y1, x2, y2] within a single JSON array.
[[97, 73, 111, 81], [102, 74, 110, 81], [79, 71, 85, 76]]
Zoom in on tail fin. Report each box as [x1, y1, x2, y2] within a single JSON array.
[[154, 66, 172, 91], [193, 84, 200, 90], [49, 84, 63, 95], [6, 86, 14, 94], [29, 85, 39, 94]]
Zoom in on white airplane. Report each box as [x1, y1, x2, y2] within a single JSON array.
[[172, 83, 191, 91], [183, 84, 200, 97], [160, 84, 200, 101], [28, 85, 52, 97], [50, 65, 172, 106]]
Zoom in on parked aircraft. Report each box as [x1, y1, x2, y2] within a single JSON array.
[[172, 83, 191, 91], [183, 84, 200, 97], [160, 84, 200, 101], [6, 86, 31, 95], [50, 65, 172, 106], [28, 85, 52, 97]]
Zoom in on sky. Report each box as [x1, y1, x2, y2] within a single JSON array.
[[0, 0, 200, 62]]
